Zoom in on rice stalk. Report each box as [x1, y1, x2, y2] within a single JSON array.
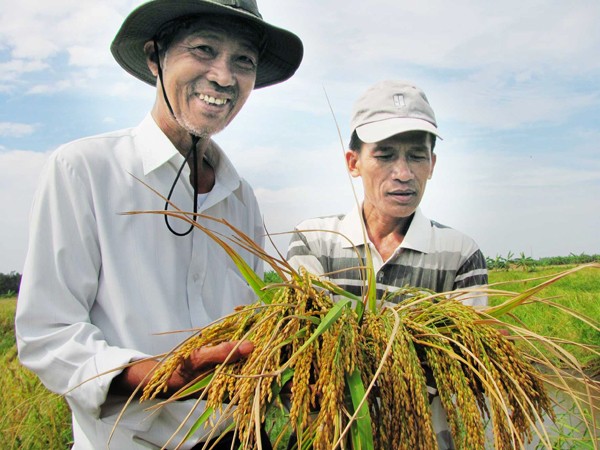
[[115, 199, 600, 449]]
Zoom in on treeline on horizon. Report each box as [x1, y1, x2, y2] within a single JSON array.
[[1, 252, 599, 296], [485, 252, 600, 271], [0, 271, 21, 297]]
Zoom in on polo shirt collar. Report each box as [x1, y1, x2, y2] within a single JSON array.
[[401, 208, 432, 253], [339, 205, 432, 254], [339, 204, 368, 248]]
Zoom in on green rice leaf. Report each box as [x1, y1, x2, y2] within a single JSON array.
[[182, 405, 215, 444], [294, 298, 352, 355], [178, 372, 214, 398], [346, 368, 375, 450]]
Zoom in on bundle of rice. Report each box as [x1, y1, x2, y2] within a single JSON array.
[[123, 205, 599, 450]]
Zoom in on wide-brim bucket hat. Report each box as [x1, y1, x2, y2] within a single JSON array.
[[111, 0, 303, 89]]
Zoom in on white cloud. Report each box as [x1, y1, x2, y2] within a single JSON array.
[[430, 77, 600, 130], [420, 144, 600, 259], [0, 0, 129, 91], [0, 1, 125, 58], [233, 142, 345, 184], [0, 122, 36, 137], [289, 0, 600, 76], [26, 79, 73, 95], [255, 183, 360, 257], [67, 46, 114, 68], [0, 59, 49, 90], [0, 150, 50, 273], [255, 0, 600, 133]]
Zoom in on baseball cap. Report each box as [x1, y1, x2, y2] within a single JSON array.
[[350, 80, 441, 143]]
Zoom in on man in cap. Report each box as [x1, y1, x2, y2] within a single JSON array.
[[286, 80, 487, 449], [15, 0, 302, 448]]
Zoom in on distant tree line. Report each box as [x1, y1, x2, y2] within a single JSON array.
[[486, 252, 600, 271], [0, 272, 21, 296]]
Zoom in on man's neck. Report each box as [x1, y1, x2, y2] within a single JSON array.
[[151, 107, 215, 193], [151, 107, 210, 156], [363, 207, 414, 262], [190, 152, 215, 194]]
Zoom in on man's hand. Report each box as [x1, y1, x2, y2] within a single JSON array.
[[110, 340, 254, 397]]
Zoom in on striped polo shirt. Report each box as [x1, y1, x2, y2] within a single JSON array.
[[287, 206, 488, 306]]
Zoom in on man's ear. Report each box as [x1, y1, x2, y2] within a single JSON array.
[[144, 41, 159, 77], [346, 150, 360, 178], [428, 152, 437, 179]]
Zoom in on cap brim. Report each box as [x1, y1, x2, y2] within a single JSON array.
[[356, 117, 442, 143], [110, 0, 303, 89]]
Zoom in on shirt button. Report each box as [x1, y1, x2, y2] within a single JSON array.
[[192, 273, 200, 282]]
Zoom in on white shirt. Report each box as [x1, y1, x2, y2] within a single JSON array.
[[15, 114, 264, 449]]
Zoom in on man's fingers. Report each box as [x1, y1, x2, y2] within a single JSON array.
[[188, 340, 254, 370], [173, 340, 255, 389], [236, 340, 255, 357]]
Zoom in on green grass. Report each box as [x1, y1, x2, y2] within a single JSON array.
[[0, 298, 73, 449], [488, 265, 600, 370]]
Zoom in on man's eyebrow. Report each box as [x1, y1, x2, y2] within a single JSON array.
[[186, 30, 260, 53]]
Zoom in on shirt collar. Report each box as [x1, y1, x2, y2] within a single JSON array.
[[339, 204, 368, 248], [339, 205, 432, 254], [133, 113, 242, 196], [135, 113, 179, 176], [401, 208, 432, 253]]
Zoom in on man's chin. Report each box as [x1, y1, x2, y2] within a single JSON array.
[[388, 204, 417, 219], [181, 122, 225, 139]]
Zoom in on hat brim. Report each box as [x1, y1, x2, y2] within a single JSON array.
[[110, 0, 303, 89], [356, 118, 442, 143]]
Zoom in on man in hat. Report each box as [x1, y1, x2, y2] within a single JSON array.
[[286, 80, 487, 448], [15, 1, 302, 448]]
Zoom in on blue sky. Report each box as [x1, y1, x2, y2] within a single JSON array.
[[1, 0, 599, 273]]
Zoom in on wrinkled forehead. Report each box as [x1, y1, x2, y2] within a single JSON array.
[[156, 14, 265, 53]]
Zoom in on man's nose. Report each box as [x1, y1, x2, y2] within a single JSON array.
[[392, 157, 414, 181], [207, 55, 235, 87]]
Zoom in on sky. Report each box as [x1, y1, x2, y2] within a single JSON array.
[[1, 0, 599, 274]]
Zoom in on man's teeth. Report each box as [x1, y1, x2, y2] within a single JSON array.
[[198, 93, 228, 106]]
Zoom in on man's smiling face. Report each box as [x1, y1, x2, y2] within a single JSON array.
[[152, 16, 260, 139]]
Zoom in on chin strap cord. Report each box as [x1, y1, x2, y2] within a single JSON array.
[[154, 39, 200, 237], [164, 135, 200, 237], [154, 39, 175, 118]]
